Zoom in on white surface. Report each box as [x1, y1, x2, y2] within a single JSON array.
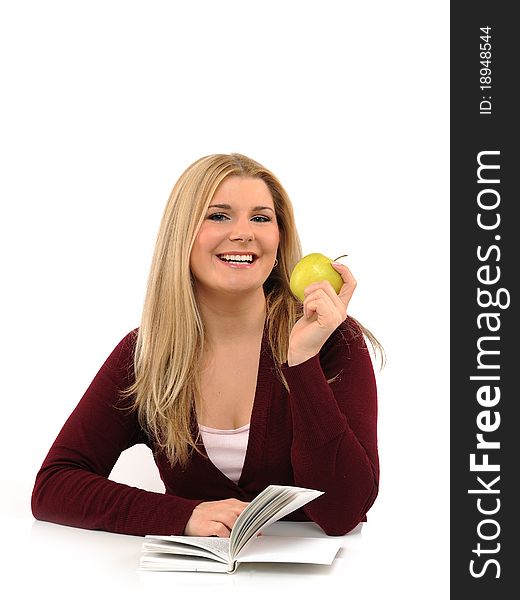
[[0, 1, 449, 598], [237, 535, 342, 564], [2, 518, 366, 598]]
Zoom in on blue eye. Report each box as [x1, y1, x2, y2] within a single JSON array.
[[208, 213, 228, 221], [207, 213, 272, 223]]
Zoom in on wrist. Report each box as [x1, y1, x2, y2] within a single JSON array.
[[287, 350, 318, 367]]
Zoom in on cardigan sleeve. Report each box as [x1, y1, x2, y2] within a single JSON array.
[[31, 331, 202, 536], [281, 317, 379, 535]]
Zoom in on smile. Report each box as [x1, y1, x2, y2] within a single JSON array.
[[216, 254, 258, 268]]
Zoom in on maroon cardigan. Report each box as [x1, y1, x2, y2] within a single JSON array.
[[32, 318, 379, 537]]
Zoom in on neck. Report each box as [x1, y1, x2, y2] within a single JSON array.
[[194, 286, 267, 349]]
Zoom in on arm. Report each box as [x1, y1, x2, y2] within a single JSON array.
[[281, 318, 379, 535], [31, 331, 202, 536]]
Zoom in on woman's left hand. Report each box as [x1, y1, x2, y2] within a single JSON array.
[[287, 262, 356, 366]]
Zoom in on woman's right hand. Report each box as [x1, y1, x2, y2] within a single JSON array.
[[184, 498, 250, 537]]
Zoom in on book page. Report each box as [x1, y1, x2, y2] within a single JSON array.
[[144, 535, 230, 561], [230, 486, 323, 558], [252, 489, 323, 533], [139, 552, 232, 573], [142, 540, 227, 562], [232, 490, 293, 553], [242, 490, 294, 533], [236, 535, 342, 565], [230, 486, 288, 554], [233, 489, 292, 542]]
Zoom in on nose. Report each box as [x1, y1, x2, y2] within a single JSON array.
[[230, 231, 254, 242], [229, 216, 255, 242]]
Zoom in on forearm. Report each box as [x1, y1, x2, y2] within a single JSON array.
[[281, 333, 379, 535], [290, 429, 378, 535], [32, 460, 202, 536], [31, 330, 202, 537]]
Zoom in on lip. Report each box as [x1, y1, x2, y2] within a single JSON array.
[[216, 252, 258, 258], [215, 253, 259, 269]]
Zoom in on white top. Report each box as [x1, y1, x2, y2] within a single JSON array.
[[198, 423, 250, 484]]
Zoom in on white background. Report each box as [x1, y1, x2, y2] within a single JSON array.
[[0, 1, 449, 597]]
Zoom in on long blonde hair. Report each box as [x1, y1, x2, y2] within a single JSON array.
[[121, 153, 382, 467]]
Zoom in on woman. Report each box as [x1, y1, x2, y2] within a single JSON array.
[[31, 153, 380, 537]]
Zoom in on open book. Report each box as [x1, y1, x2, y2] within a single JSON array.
[[139, 485, 342, 573]]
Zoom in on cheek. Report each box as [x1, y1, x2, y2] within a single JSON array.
[[189, 232, 206, 272], [189, 227, 225, 275], [270, 228, 280, 251], [192, 226, 218, 256]]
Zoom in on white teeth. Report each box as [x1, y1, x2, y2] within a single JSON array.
[[219, 254, 254, 263]]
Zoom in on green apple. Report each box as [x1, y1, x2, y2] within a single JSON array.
[[289, 253, 346, 302]]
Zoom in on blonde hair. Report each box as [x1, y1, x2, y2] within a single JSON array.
[[121, 153, 383, 467]]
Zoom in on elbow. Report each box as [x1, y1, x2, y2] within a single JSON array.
[[31, 472, 48, 522], [309, 479, 379, 537], [317, 512, 366, 536], [320, 516, 366, 536], [31, 466, 60, 524]]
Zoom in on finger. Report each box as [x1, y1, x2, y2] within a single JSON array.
[[305, 298, 346, 327], [209, 509, 242, 531], [331, 261, 356, 287], [218, 501, 249, 520], [304, 288, 346, 321], [223, 499, 250, 511], [210, 521, 232, 538], [304, 290, 338, 320], [303, 288, 336, 308], [303, 271, 355, 307], [331, 262, 357, 304], [303, 279, 338, 298], [331, 260, 354, 281], [205, 499, 249, 514]]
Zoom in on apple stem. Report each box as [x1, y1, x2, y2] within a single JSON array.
[[333, 254, 349, 262]]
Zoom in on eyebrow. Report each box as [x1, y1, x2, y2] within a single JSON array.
[[208, 203, 275, 213]]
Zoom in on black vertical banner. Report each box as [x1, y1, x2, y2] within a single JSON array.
[[451, 2, 518, 597]]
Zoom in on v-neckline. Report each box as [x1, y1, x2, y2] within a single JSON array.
[[195, 324, 272, 489]]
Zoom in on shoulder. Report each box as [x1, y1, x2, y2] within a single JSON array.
[[102, 328, 139, 381], [116, 328, 139, 353], [108, 327, 139, 360]]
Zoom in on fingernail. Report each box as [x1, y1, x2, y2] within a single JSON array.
[[332, 261, 343, 266]]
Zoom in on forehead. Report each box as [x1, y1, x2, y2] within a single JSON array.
[[211, 176, 274, 207]]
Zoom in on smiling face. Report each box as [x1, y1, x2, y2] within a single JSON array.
[[190, 176, 280, 297]]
